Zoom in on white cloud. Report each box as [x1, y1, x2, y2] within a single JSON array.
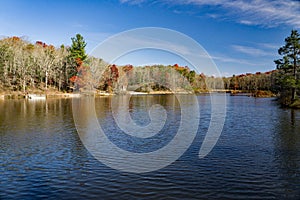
[[239, 20, 255, 26], [211, 54, 260, 66], [119, 0, 147, 5], [121, 0, 300, 28], [231, 45, 274, 57], [256, 42, 280, 50]]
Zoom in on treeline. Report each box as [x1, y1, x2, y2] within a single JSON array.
[[0, 35, 225, 94], [114, 64, 223, 93], [0, 35, 107, 93], [78, 62, 277, 94], [223, 71, 278, 92], [0, 36, 73, 92], [0, 35, 278, 94], [1, 30, 299, 107]]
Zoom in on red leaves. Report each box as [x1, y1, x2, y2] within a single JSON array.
[[264, 70, 277, 75], [70, 58, 92, 89], [100, 64, 120, 90], [110, 64, 119, 80], [12, 36, 20, 42], [36, 41, 48, 48], [75, 58, 83, 67], [200, 73, 206, 79], [36, 41, 55, 50], [122, 65, 133, 72], [69, 76, 78, 83], [70, 75, 86, 88], [173, 64, 190, 73], [48, 45, 55, 50]]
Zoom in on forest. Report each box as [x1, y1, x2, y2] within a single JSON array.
[[0, 30, 299, 107]]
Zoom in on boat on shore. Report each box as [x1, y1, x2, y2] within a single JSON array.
[[27, 94, 46, 100]]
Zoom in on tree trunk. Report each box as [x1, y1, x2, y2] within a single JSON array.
[[58, 76, 61, 91], [45, 70, 48, 90], [23, 78, 26, 93], [292, 54, 297, 102]]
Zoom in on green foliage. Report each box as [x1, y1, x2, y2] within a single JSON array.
[[289, 99, 300, 109], [69, 34, 87, 62], [274, 29, 300, 104]]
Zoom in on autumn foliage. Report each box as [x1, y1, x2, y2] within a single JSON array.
[[0, 34, 286, 95]]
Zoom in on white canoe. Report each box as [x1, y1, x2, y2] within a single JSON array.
[[27, 94, 46, 100]]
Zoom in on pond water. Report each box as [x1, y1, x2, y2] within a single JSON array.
[[0, 94, 299, 199]]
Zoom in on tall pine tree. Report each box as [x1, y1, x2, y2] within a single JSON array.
[[274, 30, 300, 105], [69, 34, 87, 62], [68, 34, 88, 90]]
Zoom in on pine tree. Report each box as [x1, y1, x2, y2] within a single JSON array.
[[68, 34, 88, 89], [274, 30, 300, 105], [69, 34, 87, 62]]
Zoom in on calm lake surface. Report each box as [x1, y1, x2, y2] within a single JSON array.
[[1, 94, 300, 199]]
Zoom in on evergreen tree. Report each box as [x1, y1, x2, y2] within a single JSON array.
[[68, 34, 88, 87], [274, 30, 300, 104], [69, 34, 87, 62]]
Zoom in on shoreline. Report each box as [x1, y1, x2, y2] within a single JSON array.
[[0, 91, 197, 99], [0, 89, 276, 100]]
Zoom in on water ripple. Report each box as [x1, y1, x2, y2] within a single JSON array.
[[0, 96, 300, 199]]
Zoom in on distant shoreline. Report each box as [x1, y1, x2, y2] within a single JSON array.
[[0, 89, 276, 100]]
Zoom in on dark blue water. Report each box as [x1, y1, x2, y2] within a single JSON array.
[[0, 94, 299, 199]]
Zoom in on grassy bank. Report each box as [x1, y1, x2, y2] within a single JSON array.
[[252, 90, 276, 98], [289, 99, 300, 109]]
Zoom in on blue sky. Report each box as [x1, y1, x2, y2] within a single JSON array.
[[0, 0, 299, 76]]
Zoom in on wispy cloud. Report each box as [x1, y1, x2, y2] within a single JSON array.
[[239, 20, 256, 26], [121, 0, 300, 28], [256, 42, 280, 50], [119, 0, 147, 5], [231, 45, 274, 57], [211, 54, 261, 66], [177, 0, 300, 28]]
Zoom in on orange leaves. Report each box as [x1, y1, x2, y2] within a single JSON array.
[[69, 76, 78, 83], [122, 64, 133, 72], [35, 41, 55, 50], [75, 57, 83, 67], [36, 41, 48, 48], [173, 64, 190, 74], [110, 64, 119, 80], [200, 73, 206, 79], [11, 36, 20, 42], [70, 57, 94, 89], [69, 75, 86, 88]]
